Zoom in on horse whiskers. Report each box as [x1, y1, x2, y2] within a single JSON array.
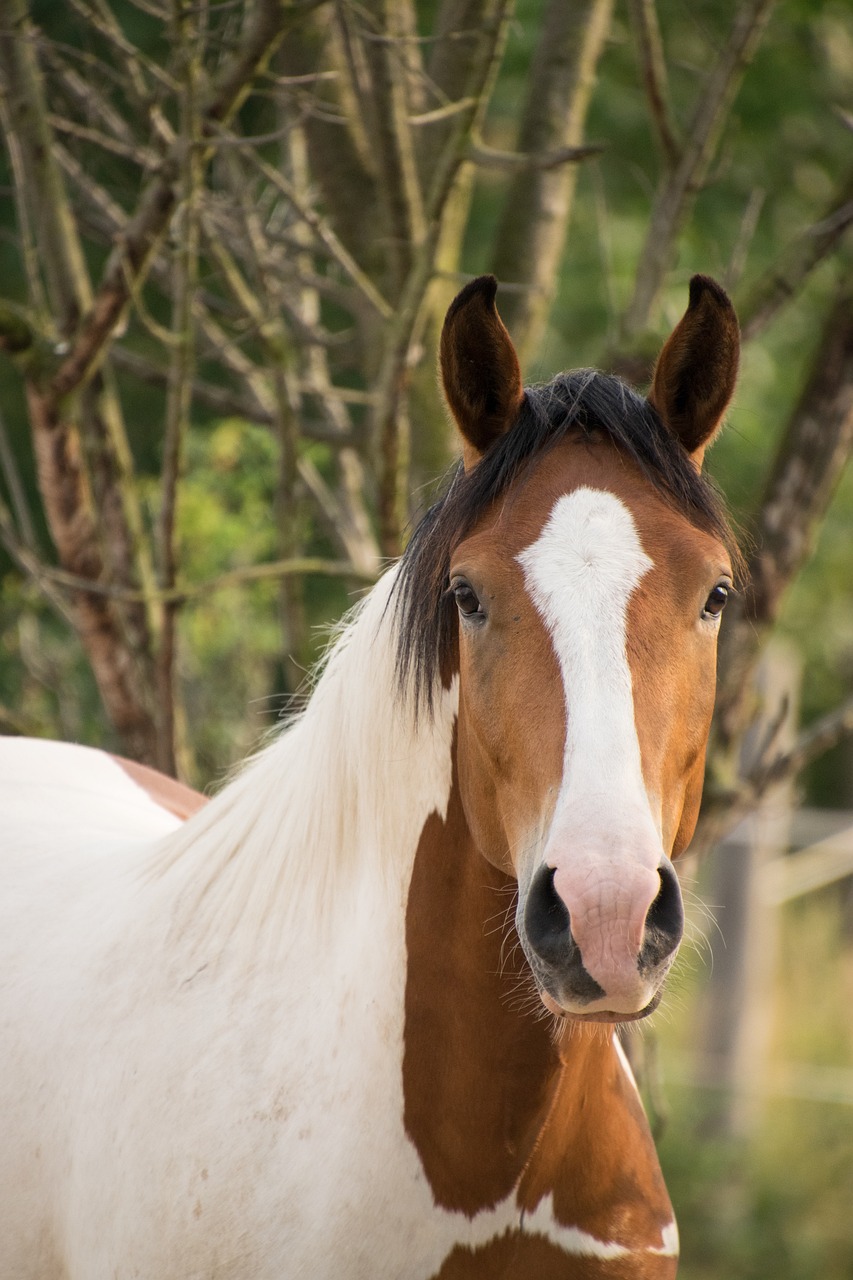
[[482, 896, 518, 939], [502, 983, 548, 1025], [499, 922, 527, 976]]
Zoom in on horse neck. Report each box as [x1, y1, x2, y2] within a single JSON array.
[[150, 568, 458, 962], [403, 755, 676, 1247], [403, 758, 560, 1210]]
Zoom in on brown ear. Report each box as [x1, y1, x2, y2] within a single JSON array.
[[440, 275, 524, 470], [648, 275, 740, 469]]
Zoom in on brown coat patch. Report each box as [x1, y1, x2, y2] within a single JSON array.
[[112, 754, 208, 822], [403, 757, 558, 1214], [431, 1232, 676, 1280], [517, 1030, 674, 1249]]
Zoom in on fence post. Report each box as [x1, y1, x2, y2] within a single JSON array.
[[698, 642, 801, 1137]]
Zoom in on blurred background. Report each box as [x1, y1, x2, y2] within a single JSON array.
[[0, 1, 851, 1273]]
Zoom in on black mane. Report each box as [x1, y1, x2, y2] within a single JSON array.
[[394, 369, 740, 714]]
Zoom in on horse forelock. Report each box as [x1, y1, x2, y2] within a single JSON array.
[[393, 369, 741, 715]]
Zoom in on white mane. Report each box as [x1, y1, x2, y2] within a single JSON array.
[[147, 566, 458, 960]]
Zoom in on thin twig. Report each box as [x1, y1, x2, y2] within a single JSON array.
[[750, 695, 853, 793], [627, 0, 681, 169], [739, 173, 853, 341], [724, 186, 765, 292], [469, 139, 603, 171], [69, 0, 178, 98], [156, 0, 204, 777], [35, 556, 376, 603], [623, 0, 777, 336], [109, 345, 364, 432], [0, 495, 77, 627], [240, 144, 393, 319], [0, 405, 39, 551], [48, 114, 160, 167], [408, 97, 476, 125], [46, 0, 298, 403]]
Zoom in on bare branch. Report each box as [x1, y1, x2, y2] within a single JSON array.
[[627, 0, 680, 169], [48, 113, 160, 167], [67, 0, 178, 140], [705, 284, 853, 828], [0, 0, 93, 332], [370, 0, 513, 553], [0, 491, 76, 625], [343, 2, 426, 296], [751, 695, 853, 793], [739, 171, 853, 342], [235, 143, 393, 318], [1, 0, 161, 761], [48, 0, 300, 403], [203, 0, 326, 128], [155, 0, 205, 779], [18, 383, 161, 757], [0, 406, 39, 550], [271, 117, 380, 575], [469, 138, 603, 171], [109, 345, 361, 439], [723, 186, 766, 293], [278, 9, 381, 262], [622, 0, 776, 337], [34, 556, 376, 604], [421, 0, 498, 167], [489, 0, 614, 367], [408, 97, 475, 125]]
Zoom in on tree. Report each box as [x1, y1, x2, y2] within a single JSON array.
[[0, 0, 851, 800]]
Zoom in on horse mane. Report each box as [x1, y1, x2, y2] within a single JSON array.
[[394, 369, 741, 714], [148, 570, 457, 956]]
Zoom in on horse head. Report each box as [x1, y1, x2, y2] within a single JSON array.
[[402, 274, 739, 1023]]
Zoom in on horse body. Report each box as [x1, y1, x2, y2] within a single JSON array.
[[0, 275, 741, 1277], [0, 610, 667, 1279]]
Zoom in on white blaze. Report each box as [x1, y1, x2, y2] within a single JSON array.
[[517, 488, 665, 1007]]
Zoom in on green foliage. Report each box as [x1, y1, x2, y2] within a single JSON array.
[[0, 577, 102, 741], [170, 420, 350, 777], [172, 420, 282, 774], [659, 1087, 853, 1280], [655, 887, 853, 1278]]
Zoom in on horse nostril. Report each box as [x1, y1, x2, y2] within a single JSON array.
[[523, 864, 570, 967], [522, 864, 606, 1003], [641, 858, 684, 972]]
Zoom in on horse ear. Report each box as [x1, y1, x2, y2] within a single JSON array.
[[648, 275, 740, 469], [440, 275, 524, 471]]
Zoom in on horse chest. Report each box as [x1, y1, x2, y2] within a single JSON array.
[[76, 865, 667, 1275], [49, 908, 595, 1279]]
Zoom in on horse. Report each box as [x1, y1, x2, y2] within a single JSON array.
[[0, 273, 740, 1279]]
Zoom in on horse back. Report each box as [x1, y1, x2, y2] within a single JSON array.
[[0, 737, 204, 851]]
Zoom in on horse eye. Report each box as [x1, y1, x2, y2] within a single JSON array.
[[453, 582, 482, 617], [702, 584, 729, 619]]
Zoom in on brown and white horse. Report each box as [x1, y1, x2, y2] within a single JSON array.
[[0, 275, 740, 1278]]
